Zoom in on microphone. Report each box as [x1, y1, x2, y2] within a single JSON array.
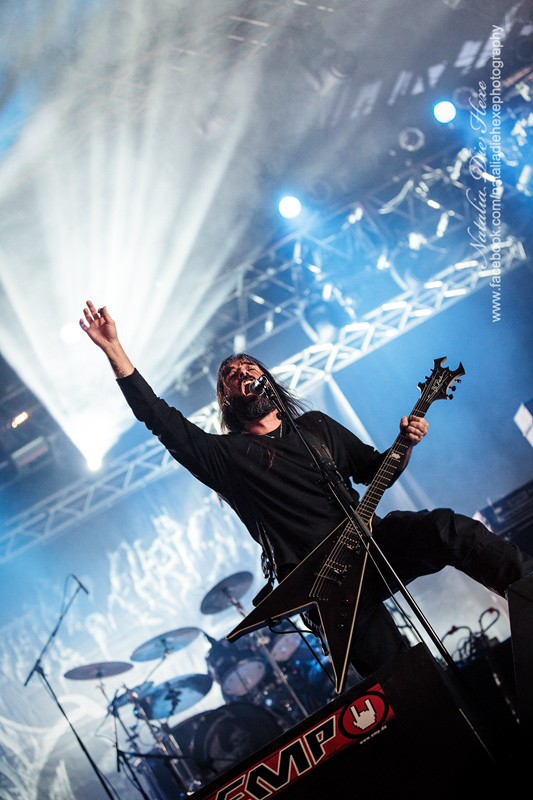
[[72, 574, 89, 595], [249, 375, 267, 395]]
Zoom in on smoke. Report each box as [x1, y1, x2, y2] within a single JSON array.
[[0, 0, 271, 466]]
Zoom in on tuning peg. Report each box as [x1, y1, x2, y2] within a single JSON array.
[[451, 386, 456, 391], [448, 393, 454, 399], [455, 379, 461, 383]]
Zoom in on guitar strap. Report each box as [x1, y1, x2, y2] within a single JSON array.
[[253, 520, 277, 606], [299, 424, 354, 504], [253, 423, 351, 607]]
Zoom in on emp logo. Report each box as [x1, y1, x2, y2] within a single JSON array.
[[338, 691, 392, 739]]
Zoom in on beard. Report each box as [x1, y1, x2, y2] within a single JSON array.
[[228, 393, 277, 422]]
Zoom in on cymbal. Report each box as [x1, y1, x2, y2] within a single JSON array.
[[130, 627, 201, 662], [110, 682, 153, 710], [140, 674, 213, 719], [64, 662, 133, 681], [200, 571, 254, 615]]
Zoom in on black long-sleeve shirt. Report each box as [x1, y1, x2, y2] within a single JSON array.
[[118, 369, 385, 573]]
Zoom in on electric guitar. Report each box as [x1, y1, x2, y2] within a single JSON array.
[[226, 357, 465, 694]]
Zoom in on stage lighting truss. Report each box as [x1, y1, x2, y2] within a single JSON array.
[[0, 146, 528, 563], [187, 140, 524, 387]]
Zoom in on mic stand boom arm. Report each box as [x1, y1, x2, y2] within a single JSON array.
[[24, 584, 82, 687]]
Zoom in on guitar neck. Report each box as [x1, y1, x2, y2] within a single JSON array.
[[356, 394, 431, 524]]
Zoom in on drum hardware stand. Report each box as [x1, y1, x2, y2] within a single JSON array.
[[23, 583, 116, 800], [138, 645, 178, 689], [129, 693, 201, 794], [224, 587, 310, 720], [104, 686, 163, 800]]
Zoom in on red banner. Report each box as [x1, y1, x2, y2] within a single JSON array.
[[204, 683, 395, 800]]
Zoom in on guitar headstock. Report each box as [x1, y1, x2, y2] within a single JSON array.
[[418, 357, 465, 404]]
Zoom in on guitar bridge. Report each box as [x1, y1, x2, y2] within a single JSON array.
[[329, 561, 347, 575]]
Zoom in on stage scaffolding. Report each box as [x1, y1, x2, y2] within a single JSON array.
[[1, 146, 527, 563]]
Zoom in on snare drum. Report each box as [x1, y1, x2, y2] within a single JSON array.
[[206, 637, 266, 697]]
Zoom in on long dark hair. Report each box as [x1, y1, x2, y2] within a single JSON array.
[[216, 353, 307, 433]]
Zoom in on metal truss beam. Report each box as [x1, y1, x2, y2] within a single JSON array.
[[181, 140, 526, 387], [1, 236, 524, 564], [2, 7, 531, 563]]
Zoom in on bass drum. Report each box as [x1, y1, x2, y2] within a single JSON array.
[[171, 703, 282, 786], [206, 637, 266, 697]]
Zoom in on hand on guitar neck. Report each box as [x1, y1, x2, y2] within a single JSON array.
[[395, 414, 429, 475]]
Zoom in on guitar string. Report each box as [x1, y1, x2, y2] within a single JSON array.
[[311, 391, 432, 601], [312, 413, 423, 598]]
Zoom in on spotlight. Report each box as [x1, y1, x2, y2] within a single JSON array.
[[11, 411, 29, 429], [69, 419, 106, 473], [279, 196, 302, 219], [264, 313, 274, 335], [433, 101, 457, 123], [398, 128, 425, 152], [347, 206, 363, 224], [376, 254, 390, 270], [86, 454, 103, 472], [408, 232, 427, 250], [436, 211, 450, 238], [233, 333, 246, 353], [322, 282, 333, 301]]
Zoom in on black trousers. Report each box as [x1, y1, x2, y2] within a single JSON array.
[[304, 508, 533, 678]]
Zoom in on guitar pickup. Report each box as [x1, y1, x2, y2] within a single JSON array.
[[320, 561, 347, 576], [338, 529, 364, 552], [341, 536, 363, 553]]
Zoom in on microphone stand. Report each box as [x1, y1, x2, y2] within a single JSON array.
[[24, 583, 82, 688], [257, 376, 466, 683], [23, 584, 116, 800]]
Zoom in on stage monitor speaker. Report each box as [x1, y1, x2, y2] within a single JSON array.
[[508, 574, 533, 734], [189, 643, 521, 800], [476, 479, 533, 554]]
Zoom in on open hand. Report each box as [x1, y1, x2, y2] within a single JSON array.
[[79, 301, 117, 350]]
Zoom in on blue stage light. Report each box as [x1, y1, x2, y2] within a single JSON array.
[[278, 196, 302, 219], [433, 101, 457, 123]]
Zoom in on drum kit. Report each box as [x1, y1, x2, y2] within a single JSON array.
[[64, 572, 340, 798]]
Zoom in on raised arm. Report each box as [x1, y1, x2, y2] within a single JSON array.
[[79, 300, 134, 379]]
